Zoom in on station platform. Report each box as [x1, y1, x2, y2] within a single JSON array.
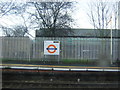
[[0, 63, 120, 72]]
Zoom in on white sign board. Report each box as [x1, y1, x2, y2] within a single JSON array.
[[44, 40, 60, 55]]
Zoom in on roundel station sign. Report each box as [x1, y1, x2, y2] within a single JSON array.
[[44, 41, 60, 55], [47, 44, 57, 53]]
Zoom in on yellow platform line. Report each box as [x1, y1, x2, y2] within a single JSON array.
[[1, 64, 120, 69]]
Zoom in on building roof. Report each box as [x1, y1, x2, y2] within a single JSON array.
[[36, 28, 120, 38]]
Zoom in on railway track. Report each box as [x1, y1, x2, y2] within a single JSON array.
[[1, 64, 120, 89], [2, 80, 119, 89], [2, 69, 119, 89]]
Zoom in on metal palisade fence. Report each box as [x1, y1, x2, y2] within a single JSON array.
[[0, 36, 119, 63], [1, 37, 31, 61]]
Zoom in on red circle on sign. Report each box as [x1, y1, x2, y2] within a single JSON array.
[[47, 45, 57, 53]]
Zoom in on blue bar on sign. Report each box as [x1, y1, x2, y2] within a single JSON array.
[[46, 48, 57, 50]]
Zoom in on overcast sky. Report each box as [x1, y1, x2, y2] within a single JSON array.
[[0, 0, 119, 37]]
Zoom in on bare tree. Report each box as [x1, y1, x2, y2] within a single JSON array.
[[87, 0, 118, 37], [113, 2, 118, 30], [0, 1, 74, 37], [28, 2, 74, 37], [1, 26, 14, 36], [1, 14, 34, 37], [2, 25, 27, 37], [12, 25, 27, 37], [0, 1, 34, 37], [0, 0, 28, 17], [0, 0, 14, 17], [0, 0, 14, 35]]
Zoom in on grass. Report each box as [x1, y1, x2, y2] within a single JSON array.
[[61, 59, 96, 65], [1, 58, 96, 65]]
